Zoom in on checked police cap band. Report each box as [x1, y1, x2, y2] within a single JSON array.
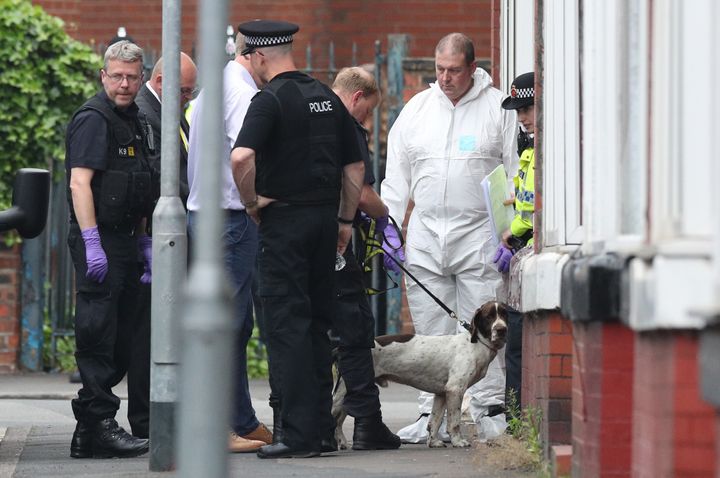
[[238, 20, 299, 56], [502, 72, 534, 110]]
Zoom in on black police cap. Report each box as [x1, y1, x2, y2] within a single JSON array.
[[502, 72, 535, 110], [238, 20, 299, 56]]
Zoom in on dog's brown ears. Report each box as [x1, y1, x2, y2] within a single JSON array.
[[471, 302, 498, 343], [470, 313, 480, 343], [470, 307, 483, 343]]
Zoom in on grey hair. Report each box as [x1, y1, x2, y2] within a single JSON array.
[[104, 40, 144, 70], [235, 33, 246, 56], [435, 33, 475, 66]]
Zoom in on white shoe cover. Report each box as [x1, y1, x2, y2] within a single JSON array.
[[397, 414, 451, 444]]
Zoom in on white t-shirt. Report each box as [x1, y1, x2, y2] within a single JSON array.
[[186, 60, 258, 211]]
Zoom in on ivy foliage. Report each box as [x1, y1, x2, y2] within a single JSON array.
[[0, 0, 101, 209]]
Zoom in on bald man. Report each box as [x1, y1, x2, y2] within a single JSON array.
[[135, 52, 197, 206], [131, 52, 197, 438]]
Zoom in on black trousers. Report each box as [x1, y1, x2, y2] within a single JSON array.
[[127, 282, 151, 438], [332, 237, 380, 418], [257, 203, 337, 450], [505, 308, 524, 406], [68, 223, 141, 424]]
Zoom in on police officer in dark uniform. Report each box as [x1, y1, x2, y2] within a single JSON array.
[[65, 40, 152, 459], [230, 20, 365, 459], [330, 67, 401, 450]]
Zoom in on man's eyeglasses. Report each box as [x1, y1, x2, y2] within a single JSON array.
[[105, 72, 142, 85]]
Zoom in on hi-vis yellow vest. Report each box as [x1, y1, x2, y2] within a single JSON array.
[[510, 147, 535, 244]]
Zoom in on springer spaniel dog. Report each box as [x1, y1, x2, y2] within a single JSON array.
[[332, 301, 509, 449]]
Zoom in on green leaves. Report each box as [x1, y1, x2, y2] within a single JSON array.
[[0, 0, 101, 209], [247, 325, 269, 378]]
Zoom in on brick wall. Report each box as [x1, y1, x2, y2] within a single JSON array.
[[489, 0, 501, 85], [522, 310, 573, 457], [0, 244, 21, 373], [571, 322, 635, 478], [672, 334, 717, 477], [34, 0, 495, 70], [632, 331, 674, 478]]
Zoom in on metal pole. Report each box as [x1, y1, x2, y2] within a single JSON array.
[[386, 34, 408, 129], [150, 0, 185, 471], [20, 234, 45, 371], [383, 34, 408, 334], [370, 40, 383, 330], [305, 43, 312, 72], [177, 0, 231, 476]]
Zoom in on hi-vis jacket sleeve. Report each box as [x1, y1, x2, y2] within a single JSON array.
[[502, 108, 520, 192]]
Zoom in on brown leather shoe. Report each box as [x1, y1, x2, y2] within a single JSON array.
[[228, 432, 265, 453], [243, 423, 273, 445]]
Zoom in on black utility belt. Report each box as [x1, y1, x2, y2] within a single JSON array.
[[262, 200, 336, 209], [99, 221, 137, 235], [69, 220, 137, 235], [264, 201, 291, 209]]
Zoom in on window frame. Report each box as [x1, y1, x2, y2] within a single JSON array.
[[543, 0, 583, 247]]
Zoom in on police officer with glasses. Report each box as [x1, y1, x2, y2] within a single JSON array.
[[65, 40, 153, 459]]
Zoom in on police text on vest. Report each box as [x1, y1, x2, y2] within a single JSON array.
[[308, 100, 333, 113]]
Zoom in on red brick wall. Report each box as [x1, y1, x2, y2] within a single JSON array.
[[0, 244, 21, 373], [34, 0, 495, 68], [571, 322, 634, 478], [489, 0, 501, 85], [632, 331, 674, 478], [672, 334, 717, 477], [522, 310, 573, 457], [616, 330, 717, 478]]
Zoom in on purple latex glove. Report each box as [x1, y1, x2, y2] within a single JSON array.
[[357, 212, 389, 235], [493, 243, 514, 273], [374, 214, 389, 234], [81, 226, 108, 283], [138, 236, 152, 284], [382, 223, 406, 274]]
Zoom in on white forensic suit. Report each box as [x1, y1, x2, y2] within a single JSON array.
[[381, 68, 518, 442]]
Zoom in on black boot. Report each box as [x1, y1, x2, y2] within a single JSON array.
[[92, 418, 149, 458], [321, 435, 338, 453], [271, 406, 283, 444], [352, 412, 401, 450], [70, 421, 93, 458], [256, 442, 320, 459]]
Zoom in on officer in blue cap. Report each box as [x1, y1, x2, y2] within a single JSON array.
[[231, 20, 366, 459]]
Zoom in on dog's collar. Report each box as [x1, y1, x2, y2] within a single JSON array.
[[463, 328, 503, 352], [476, 333, 503, 352]]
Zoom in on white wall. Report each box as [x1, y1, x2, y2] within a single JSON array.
[[500, 0, 534, 90], [512, 0, 719, 326]]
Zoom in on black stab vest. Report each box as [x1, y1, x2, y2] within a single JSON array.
[[67, 94, 154, 228], [255, 74, 343, 205]]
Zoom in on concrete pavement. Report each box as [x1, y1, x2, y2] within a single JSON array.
[[0, 373, 534, 477]]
